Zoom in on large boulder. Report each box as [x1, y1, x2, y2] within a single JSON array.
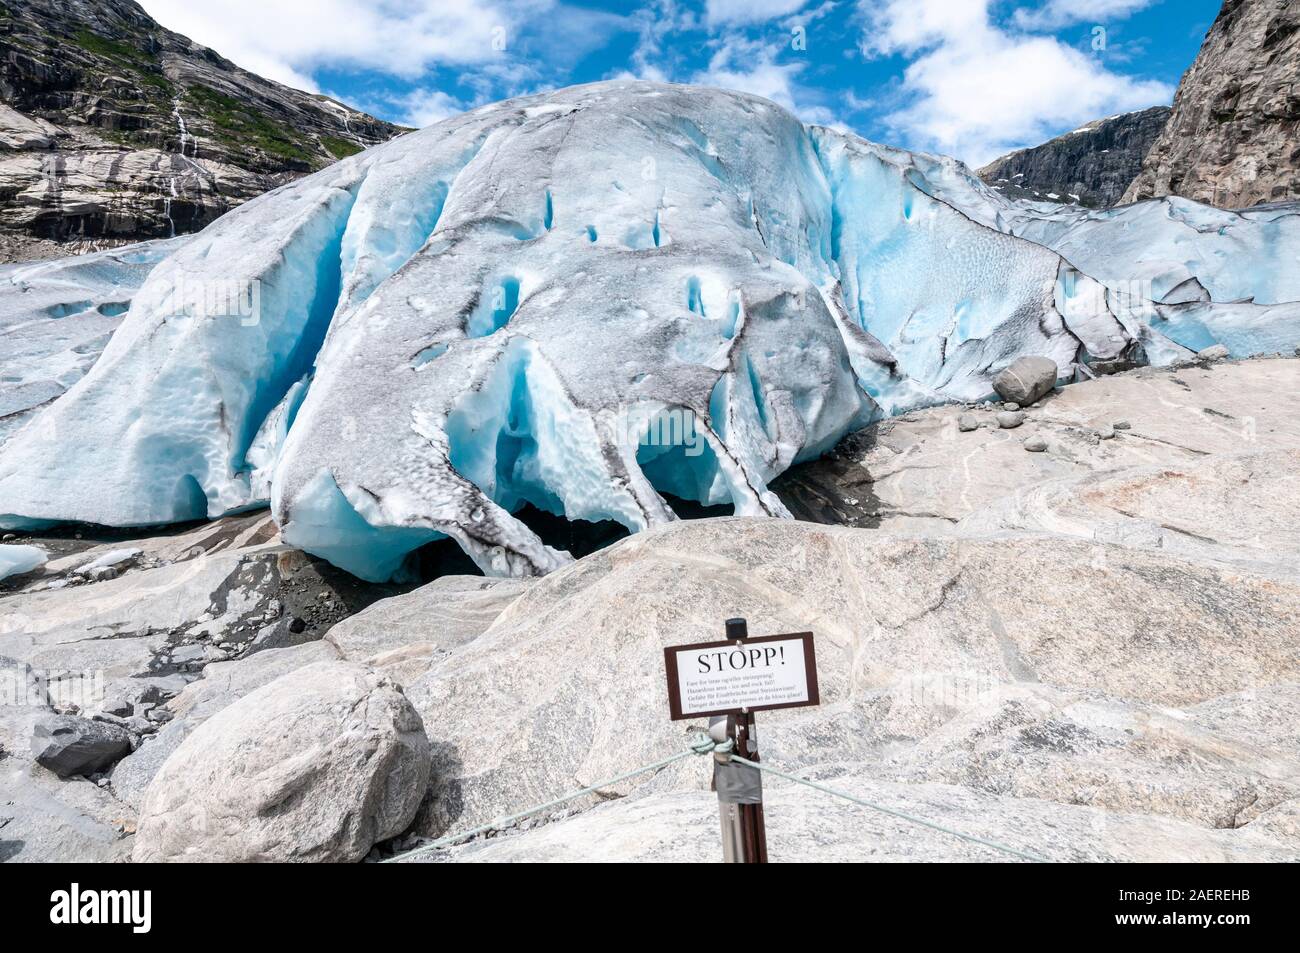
[[110, 641, 342, 810], [992, 355, 1059, 405], [30, 715, 133, 777], [133, 661, 430, 863]]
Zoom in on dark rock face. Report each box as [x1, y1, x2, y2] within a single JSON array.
[[31, 714, 133, 776], [978, 107, 1170, 208], [1123, 0, 1300, 208], [770, 427, 884, 529], [0, 0, 404, 258]]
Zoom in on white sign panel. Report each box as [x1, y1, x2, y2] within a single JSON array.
[[664, 633, 819, 720]]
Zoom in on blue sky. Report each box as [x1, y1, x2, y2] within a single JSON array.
[[137, 0, 1221, 167]]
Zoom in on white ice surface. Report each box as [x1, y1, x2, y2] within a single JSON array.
[[74, 547, 142, 574], [0, 237, 189, 446], [885, 145, 1300, 306], [0, 543, 46, 581], [1, 82, 1297, 580]]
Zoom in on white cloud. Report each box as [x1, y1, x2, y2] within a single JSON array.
[[859, 0, 1172, 166], [391, 89, 466, 127], [609, 64, 671, 83], [136, 0, 619, 92], [1012, 0, 1159, 31], [860, 0, 988, 55], [700, 59, 802, 107], [618, 0, 699, 83], [705, 0, 810, 27], [692, 34, 836, 124]]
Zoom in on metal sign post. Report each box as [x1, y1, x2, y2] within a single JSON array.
[[664, 617, 819, 864], [710, 715, 746, 862], [724, 618, 768, 863]]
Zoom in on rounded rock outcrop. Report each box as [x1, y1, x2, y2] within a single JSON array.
[[133, 661, 430, 863]]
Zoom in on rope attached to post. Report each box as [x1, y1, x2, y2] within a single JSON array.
[[727, 753, 1049, 863], [382, 737, 1048, 864], [383, 734, 730, 864]]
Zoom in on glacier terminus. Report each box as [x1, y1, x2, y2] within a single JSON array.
[[1, 81, 1297, 581]]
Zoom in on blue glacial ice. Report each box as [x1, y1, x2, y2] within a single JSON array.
[[1, 81, 1297, 579]]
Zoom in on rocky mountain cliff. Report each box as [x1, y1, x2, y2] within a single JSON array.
[[0, 0, 404, 260], [1123, 0, 1300, 208], [978, 107, 1170, 208]]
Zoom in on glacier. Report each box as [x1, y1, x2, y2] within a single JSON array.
[[1, 81, 1297, 581]]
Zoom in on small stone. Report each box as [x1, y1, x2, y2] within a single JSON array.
[[288, 617, 307, 634], [957, 413, 980, 432], [136, 681, 183, 706], [1097, 424, 1116, 440], [1197, 344, 1230, 362], [92, 711, 134, 730], [1113, 420, 1131, 430], [1003, 402, 1020, 411], [31, 715, 134, 777], [1023, 434, 1048, 453], [997, 411, 1026, 429], [169, 643, 205, 665]]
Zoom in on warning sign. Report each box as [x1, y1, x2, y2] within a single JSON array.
[[663, 632, 819, 720]]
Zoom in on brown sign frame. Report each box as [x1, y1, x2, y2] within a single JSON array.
[[663, 631, 820, 721]]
